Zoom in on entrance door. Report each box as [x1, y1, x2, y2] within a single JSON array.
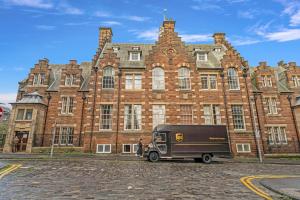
[[155, 132, 171, 157], [14, 131, 29, 152]]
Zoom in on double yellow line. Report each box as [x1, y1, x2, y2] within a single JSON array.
[[240, 175, 300, 200], [0, 164, 22, 179]]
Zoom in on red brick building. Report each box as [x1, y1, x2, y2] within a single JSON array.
[[4, 19, 300, 157]]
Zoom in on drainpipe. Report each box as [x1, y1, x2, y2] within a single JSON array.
[[253, 93, 266, 153], [90, 67, 99, 153], [78, 92, 86, 146], [287, 95, 300, 152], [243, 70, 263, 163], [115, 67, 122, 154], [220, 70, 233, 154], [41, 92, 51, 146]]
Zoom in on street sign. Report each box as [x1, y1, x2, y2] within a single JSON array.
[[0, 106, 3, 119]]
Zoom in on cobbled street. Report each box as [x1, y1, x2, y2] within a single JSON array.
[[1, 158, 300, 200]]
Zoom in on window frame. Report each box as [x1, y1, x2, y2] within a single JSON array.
[[33, 73, 46, 86], [61, 97, 74, 114], [179, 105, 193, 125], [196, 52, 208, 62], [16, 108, 33, 121], [200, 74, 217, 90], [152, 67, 165, 90], [129, 51, 141, 61], [54, 126, 74, 146], [152, 105, 166, 128], [178, 67, 191, 90], [267, 126, 288, 145], [96, 144, 111, 153], [125, 73, 142, 90], [236, 143, 251, 153], [231, 105, 245, 130], [124, 104, 142, 130], [102, 67, 115, 89], [100, 104, 113, 130], [227, 68, 240, 90], [122, 144, 132, 153], [203, 104, 221, 125], [64, 74, 76, 86]]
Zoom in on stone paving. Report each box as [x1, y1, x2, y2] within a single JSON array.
[[0, 158, 300, 200]]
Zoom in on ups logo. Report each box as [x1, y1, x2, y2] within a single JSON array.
[[176, 133, 184, 142]]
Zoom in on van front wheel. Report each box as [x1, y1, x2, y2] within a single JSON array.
[[149, 152, 159, 162], [202, 153, 212, 164]]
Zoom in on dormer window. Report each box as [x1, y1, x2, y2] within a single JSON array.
[[33, 73, 45, 85], [262, 75, 272, 87], [196, 52, 208, 62], [113, 47, 120, 53], [129, 51, 141, 61], [65, 74, 76, 86], [132, 46, 140, 51], [213, 48, 221, 53]]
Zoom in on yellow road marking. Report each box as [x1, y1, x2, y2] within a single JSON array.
[[0, 164, 22, 179], [240, 175, 300, 200]]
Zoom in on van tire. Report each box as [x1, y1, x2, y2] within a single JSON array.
[[194, 158, 202, 163], [149, 151, 159, 162], [202, 153, 212, 164]]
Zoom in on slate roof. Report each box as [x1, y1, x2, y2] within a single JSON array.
[[13, 92, 46, 105]]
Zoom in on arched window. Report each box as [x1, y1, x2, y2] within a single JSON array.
[[102, 67, 114, 89], [228, 68, 239, 90], [152, 67, 165, 90], [178, 67, 191, 90]]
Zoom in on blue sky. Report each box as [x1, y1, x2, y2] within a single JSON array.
[[0, 0, 300, 104]]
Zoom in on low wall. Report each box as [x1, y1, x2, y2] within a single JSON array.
[[31, 147, 84, 154]]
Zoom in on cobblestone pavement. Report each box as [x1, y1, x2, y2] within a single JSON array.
[[0, 158, 300, 200]]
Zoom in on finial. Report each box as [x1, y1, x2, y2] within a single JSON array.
[[163, 9, 167, 21]]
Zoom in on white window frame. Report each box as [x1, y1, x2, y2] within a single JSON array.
[[102, 67, 115, 89], [231, 105, 245, 130], [61, 97, 74, 114], [152, 105, 166, 128], [178, 67, 191, 90], [33, 73, 45, 85], [124, 104, 142, 130], [197, 52, 208, 62], [16, 108, 33, 121], [265, 97, 278, 115], [125, 74, 142, 90], [179, 105, 193, 125], [203, 105, 221, 125], [228, 68, 240, 90], [96, 144, 111, 153], [129, 52, 141, 61], [262, 75, 272, 87], [65, 74, 76, 86], [267, 127, 288, 145], [236, 143, 251, 153], [122, 144, 132, 153], [100, 105, 113, 130], [133, 144, 138, 154], [292, 75, 300, 87], [152, 67, 165, 90], [200, 74, 217, 90], [54, 126, 74, 146]]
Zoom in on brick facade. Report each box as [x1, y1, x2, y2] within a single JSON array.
[[4, 19, 300, 157]]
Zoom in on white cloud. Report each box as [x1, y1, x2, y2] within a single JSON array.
[[35, 25, 56, 30], [180, 34, 212, 43], [4, 0, 53, 9], [290, 10, 300, 26], [133, 28, 159, 41], [264, 29, 300, 42], [101, 21, 122, 26], [125, 15, 150, 22], [191, 4, 222, 11], [230, 37, 261, 46], [0, 93, 17, 105], [94, 11, 111, 18], [238, 10, 255, 19], [57, 2, 84, 15]]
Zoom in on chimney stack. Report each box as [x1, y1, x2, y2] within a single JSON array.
[[163, 19, 175, 32], [99, 27, 113, 50], [213, 33, 225, 45]]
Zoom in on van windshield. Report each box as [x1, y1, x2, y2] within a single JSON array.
[[153, 132, 167, 143]]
